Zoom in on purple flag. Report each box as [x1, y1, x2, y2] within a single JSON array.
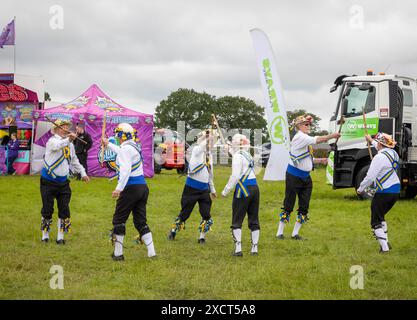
[[0, 19, 15, 48]]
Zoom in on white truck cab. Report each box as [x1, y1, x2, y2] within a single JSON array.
[[327, 71, 417, 198]]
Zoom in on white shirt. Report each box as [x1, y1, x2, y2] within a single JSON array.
[[289, 131, 317, 172], [187, 144, 215, 193], [357, 141, 400, 193], [44, 134, 86, 177], [107, 140, 144, 191], [222, 150, 256, 196]]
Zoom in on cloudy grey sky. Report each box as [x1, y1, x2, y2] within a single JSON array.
[[1, 0, 417, 130]]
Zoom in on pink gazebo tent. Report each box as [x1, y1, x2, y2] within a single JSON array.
[[31, 84, 154, 178]]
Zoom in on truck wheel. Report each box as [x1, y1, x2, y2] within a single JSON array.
[[355, 165, 374, 200], [404, 186, 417, 199], [154, 162, 162, 174]]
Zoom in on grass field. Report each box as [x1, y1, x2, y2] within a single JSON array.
[[0, 167, 416, 300]]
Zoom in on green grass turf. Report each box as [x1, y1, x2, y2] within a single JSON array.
[[0, 167, 416, 299]]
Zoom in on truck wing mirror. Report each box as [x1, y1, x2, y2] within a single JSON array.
[[341, 98, 348, 115], [330, 85, 337, 93], [344, 87, 352, 97]]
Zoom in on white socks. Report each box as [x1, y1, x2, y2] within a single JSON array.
[[232, 229, 242, 253], [292, 222, 302, 237], [114, 233, 156, 258], [114, 235, 124, 257], [251, 230, 259, 254], [199, 232, 206, 240], [232, 229, 260, 254], [381, 221, 388, 242], [57, 219, 64, 241], [142, 232, 156, 257], [277, 221, 285, 237], [374, 228, 389, 252], [42, 231, 49, 241]]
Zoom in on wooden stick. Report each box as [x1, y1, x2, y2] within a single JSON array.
[[101, 112, 107, 166], [334, 115, 345, 146], [362, 108, 373, 160], [45, 116, 87, 144], [211, 114, 228, 146]]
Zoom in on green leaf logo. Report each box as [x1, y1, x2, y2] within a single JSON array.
[[269, 116, 288, 145]]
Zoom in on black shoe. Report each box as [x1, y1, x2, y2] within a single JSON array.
[[111, 253, 125, 261], [167, 231, 176, 241], [42, 238, 49, 243], [232, 251, 243, 257], [56, 239, 66, 245], [276, 234, 285, 240], [198, 238, 206, 244], [379, 247, 390, 254], [291, 234, 305, 241]]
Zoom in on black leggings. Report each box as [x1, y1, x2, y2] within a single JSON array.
[[40, 177, 71, 219], [231, 185, 260, 231], [113, 184, 151, 236], [371, 193, 398, 228], [283, 171, 312, 215], [179, 185, 212, 221]]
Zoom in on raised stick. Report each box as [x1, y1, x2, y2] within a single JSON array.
[[334, 115, 345, 146], [101, 111, 107, 166], [45, 116, 87, 144], [362, 108, 373, 160]]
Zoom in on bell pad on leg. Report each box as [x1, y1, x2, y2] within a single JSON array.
[[41, 217, 52, 232], [199, 218, 214, 233], [296, 213, 309, 224], [60, 218, 72, 233], [279, 210, 291, 223], [172, 217, 185, 233]]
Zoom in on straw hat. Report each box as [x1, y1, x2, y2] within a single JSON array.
[[292, 115, 313, 129], [52, 119, 72, 133], [374, 132, 397, 148], [54, 119, 72, 127]]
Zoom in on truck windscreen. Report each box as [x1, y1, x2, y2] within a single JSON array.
[[344, 85, 375, 117]]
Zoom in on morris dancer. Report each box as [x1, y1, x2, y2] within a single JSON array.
[[222, 134, 260, 257], [168, 129, 218, 244], [40, 120, 90, 244], [357, 133, 400, 253], [102, 123, 156, 261], [276, 115, 340, 240]]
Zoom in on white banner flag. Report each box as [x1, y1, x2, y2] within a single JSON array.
[[250, 28, 290, 180]]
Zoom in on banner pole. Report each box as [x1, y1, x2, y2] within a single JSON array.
[[13, 16, 16, 74], [29, 120, 35, 175]]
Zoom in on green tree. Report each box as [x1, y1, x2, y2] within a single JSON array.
[[154, 89, 268, 139], [216, 96, 267, 136], [286, 109, 327, 136], [154, 88, 217, 131], [216, 96, 269, 145]]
